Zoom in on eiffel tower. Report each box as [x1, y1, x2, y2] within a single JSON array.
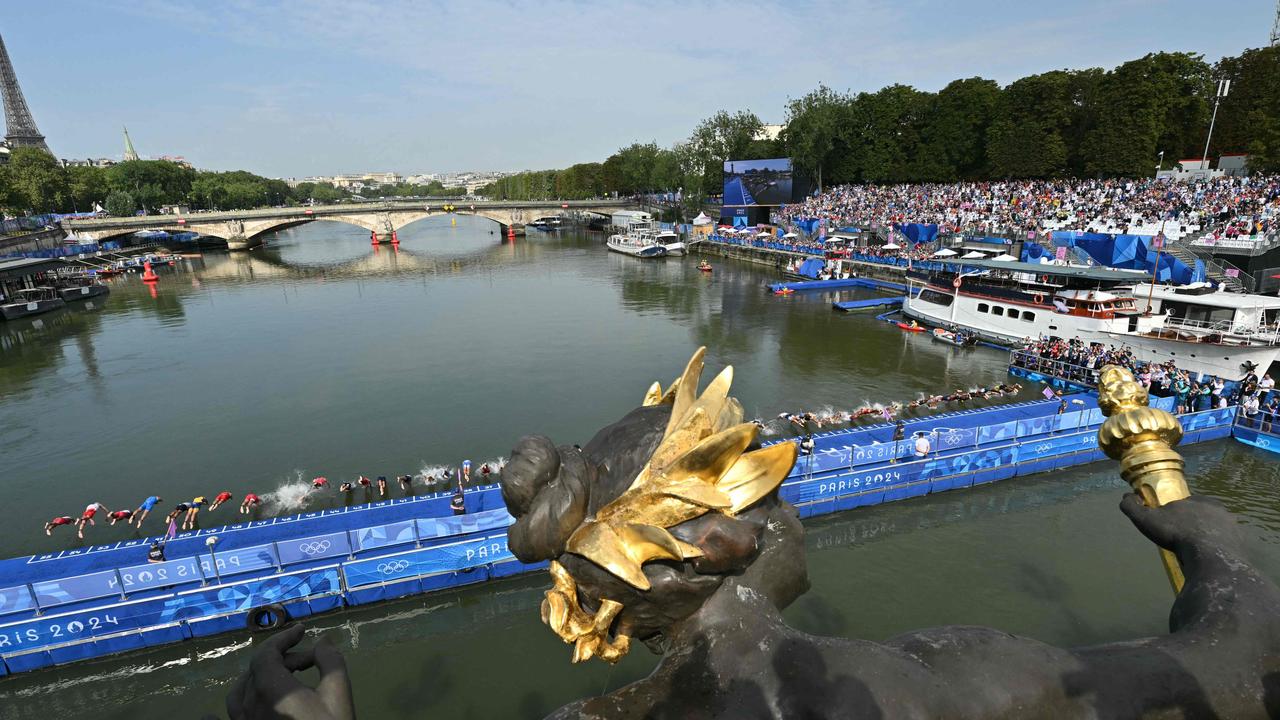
[[0, 33, 49, 153]]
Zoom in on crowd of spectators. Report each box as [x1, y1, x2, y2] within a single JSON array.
[[1013, 337, 1276, 419], [779, 175, 1280, 242]]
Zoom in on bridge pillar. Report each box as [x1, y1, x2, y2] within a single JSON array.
[[224, 221, 262, 252]]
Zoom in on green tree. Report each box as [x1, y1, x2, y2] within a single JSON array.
[[65, 165, 109, 212], [782, 84, 854, 189], [106, 160, 195, 212], [1214, 45, 1280, 173], [987, 71, 1078, 178], [683, 110, 764, 197], [104, 190, 135, 217], [918, 78, 1002, 180], [2, 147, 68, 213], [1081, 53, 1212, 177]]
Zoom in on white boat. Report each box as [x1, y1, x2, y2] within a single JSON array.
[[607, 222, 667, 258], [901, 259, 1280, 379], [655, 229, 685, 256]]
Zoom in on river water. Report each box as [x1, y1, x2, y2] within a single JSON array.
[[0, 217, 1277, 719]]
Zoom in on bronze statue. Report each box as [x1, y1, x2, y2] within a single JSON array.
[[225, 352, 1280, 719]]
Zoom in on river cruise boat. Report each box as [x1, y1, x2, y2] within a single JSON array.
[[0, 286, 66, 321], [527, 216, 562, 231], [54, 276, 111, 302], [902, 259, 1280, 378], [607, 222, 667, 258]]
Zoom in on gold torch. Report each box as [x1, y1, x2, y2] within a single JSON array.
[[1095, 365, 1189, 593]]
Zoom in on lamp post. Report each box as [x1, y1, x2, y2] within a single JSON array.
[[1072, 398, 1087, 434], [1155, 150, 1164, 177], [1200, 79, 1231, 171], [206, 536, 221, 585]]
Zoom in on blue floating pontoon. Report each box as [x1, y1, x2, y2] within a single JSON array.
[[0, 396, 1239, 676], [833, 296, 905, 312]]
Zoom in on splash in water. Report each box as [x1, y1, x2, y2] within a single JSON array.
[[262, 471, 318, 512]]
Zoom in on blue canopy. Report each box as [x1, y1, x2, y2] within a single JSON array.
[[894, 223, 939, 245]]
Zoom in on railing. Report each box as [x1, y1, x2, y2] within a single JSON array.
[[1009, 349, 1248, 391], [1190, 232, 1280, 256], [1161, 315, 1280, 344]]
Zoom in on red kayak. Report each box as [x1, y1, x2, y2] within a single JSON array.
[[896, 322, 925, 333]]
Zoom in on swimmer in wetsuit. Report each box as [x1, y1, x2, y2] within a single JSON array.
[[312, 477, 329, 490], [376, 475, 387, 498], [132, 495, 162, 527], [239, 494, 261, 514], [357, 475, 372, 490], [398, 475, 413, 492], [77, 502, 108, 539], [183, 497, 208, 530], [108, 509, 133, 526], [338, 482, 353, 494], [210, 491, 233, 511], [44, 516, 75, 536]]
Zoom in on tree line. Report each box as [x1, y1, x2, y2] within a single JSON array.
[[481, 46, 1280, 206], [0, 150, 465, 218]]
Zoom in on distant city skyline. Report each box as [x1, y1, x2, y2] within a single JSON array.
[[4, 1, 1270, 177]]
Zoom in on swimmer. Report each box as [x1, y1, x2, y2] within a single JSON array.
[[108, 509, 134, 526], [338, 481, 353, 494], [479, 464, 492, 478], [77, 502, 108, 538], [44, 516, 75, 536], [131, 495, 163, 527], [167, 502, 190, 526], [209, 491, 233, 511], [398, 474, 413, 491], [461, 461, 472, 487], [239, 494, 261, 514], [376, 475, 387, 498], [183, 496, 208, 530], [357, 475, 372, 489], [312, 476, 329, 490]]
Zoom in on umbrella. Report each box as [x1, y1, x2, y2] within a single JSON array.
[[882, 243, 901, 250], [933, 248, 958, 257], [783, 232, 797, 238], [757, 231, 772, 237], [993, 253, 1018, 262], [961, 251, 985, 259]]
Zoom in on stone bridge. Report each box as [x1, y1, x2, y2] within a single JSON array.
[[64, 200, 636, 250]]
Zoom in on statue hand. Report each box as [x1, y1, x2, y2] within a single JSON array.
[[226, 624, 354, 720], [500, 435, 592, 561], [1120, 493, 1242, 557]]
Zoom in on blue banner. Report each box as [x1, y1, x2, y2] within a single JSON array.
[[416, 508, 512, 539], [342, 535, 511, 589], [198, 544, 278, 579], [110, 558, 204, 593], [784, 466, 909, 505], [1017, 431, 1097, 461], [0, 585, 34, 617], [275, 532, 352, 565], [355, 520, 417, 552], [977, 420, 1019, 444], [0, 597, 172, 654], [32, 570, 118, 608], [158, 568, 341, 624]]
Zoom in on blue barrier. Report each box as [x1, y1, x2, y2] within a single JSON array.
[[342, 535, 510, 589]]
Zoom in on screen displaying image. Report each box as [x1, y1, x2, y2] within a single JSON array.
[[723, 158, 793, 207]]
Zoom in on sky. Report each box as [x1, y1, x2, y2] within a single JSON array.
[[3, 1, 1272, 177]]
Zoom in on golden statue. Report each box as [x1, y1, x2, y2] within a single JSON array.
[[1095, 364, 1190, 592], [537, 347, 796, 663]]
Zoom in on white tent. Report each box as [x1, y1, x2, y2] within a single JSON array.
[[757, 231, 772, 237], [783, 232, 798, 238], [933, 248, 958, 257], [882, 243, 901, 250], [993, 253, 1018, 262], [692, 212, 713, 226], [961, 251, 986, 259]]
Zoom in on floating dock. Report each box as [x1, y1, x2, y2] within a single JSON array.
[[0, 396, 1237, 676], [833, 296, 905, 312], [767, 277, 914, 294]]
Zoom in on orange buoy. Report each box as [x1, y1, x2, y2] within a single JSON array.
[[390, 230, 399, 245], [141, 261, 159, 283], [370, 231, 379, 246]]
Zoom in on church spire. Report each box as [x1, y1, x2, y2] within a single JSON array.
[[122, 126, 139, 161]]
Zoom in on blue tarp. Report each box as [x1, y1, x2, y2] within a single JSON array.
[[1051, 231, 1201, 285], [796, 257, 827, 279], [894, 223, 939, 245], [793, 218, 821, 235]]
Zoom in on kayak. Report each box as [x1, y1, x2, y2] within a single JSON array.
[[774, 288, 795, 295], [896, 322, 925, 333], [698, 264, 713, 273]]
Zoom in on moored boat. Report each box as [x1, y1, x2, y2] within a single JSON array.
[[0, 287, 66, 321], [656, 229, 685, 256], [606, 222, 667, 258], [902, 259, 1280, 378], [55, 277, 110, 302]]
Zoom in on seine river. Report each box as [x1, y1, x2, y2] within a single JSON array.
[[1, 216, 1277, 718]]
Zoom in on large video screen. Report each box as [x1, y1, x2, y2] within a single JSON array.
[[723, 158, 793, 207]]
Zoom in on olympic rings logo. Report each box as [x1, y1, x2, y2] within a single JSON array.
[[298, 540, 331, 556], [377, 560, 411, 574]]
